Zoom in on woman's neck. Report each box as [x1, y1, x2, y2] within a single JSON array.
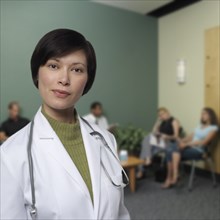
[[42, 104, 76, 124], [201, 121, 211, 128]]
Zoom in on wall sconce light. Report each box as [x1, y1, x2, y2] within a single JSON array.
[[176, 59, 186, 84]]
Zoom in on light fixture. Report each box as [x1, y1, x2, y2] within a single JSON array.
[[176, 59, 186, 84]]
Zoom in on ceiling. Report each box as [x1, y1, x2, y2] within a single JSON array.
[[92, 0, 174, 15]]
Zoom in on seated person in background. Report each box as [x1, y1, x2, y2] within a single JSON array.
[[163, 107, 219, 188], [83, 102, 109, 130], [137, 107, 180, 179], [0, 101, 29, 142]]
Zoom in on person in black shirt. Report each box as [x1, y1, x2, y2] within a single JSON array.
[[0, 102, 29, 142], [137, 107, 180, 179]]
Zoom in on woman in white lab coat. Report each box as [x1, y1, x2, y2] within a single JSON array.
[[0, 29, 130, 220]]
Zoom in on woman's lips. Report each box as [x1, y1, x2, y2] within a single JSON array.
[[52, 89, 70, 98]]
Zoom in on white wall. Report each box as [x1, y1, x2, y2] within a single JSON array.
[[159, 0, 220, 133]]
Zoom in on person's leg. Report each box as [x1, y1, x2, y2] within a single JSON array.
[[161, 162, 173, 188], [140, 134, 154, 164], [171, 147, 203, 184], [164, 142, 181, 184], [137, 135, 153, 178], [171, 152, 181, 184], [161, 144, 174, 188], [181, 147, 203, 160]]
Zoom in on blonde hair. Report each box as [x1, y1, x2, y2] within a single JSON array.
[[158, 107, 169, 113]]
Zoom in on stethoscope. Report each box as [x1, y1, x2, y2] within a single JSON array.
[[27, 117, 129, 219]]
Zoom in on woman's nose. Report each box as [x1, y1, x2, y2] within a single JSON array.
[[58, 69, 70, 86]]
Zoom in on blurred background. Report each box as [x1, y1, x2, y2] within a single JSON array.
[[0, 0, 219, 219]]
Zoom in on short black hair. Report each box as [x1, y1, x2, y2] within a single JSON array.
[[31, 29, 96, 95], [90, 102, 102, 110]]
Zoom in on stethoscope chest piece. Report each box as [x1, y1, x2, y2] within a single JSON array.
[[30, 205, 37, 219]]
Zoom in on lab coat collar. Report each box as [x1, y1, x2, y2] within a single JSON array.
[[33, 108, 101, 217]]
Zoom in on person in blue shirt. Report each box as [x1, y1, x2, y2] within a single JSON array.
[[163, 107, 219, 188]]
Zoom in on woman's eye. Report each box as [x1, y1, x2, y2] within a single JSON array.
[[72, 68, 83, 73], [48, 64, 58, 69]]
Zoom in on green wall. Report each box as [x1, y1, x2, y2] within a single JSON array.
[[0, 0, 158, 130]]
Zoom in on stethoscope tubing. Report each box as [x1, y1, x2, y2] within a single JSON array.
[[27, 121, 37, 219], [27, 117, 129, 219]]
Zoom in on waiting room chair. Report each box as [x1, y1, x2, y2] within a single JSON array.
[[182, 141, 218, 191]]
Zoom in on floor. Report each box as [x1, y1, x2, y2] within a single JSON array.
[[124, 174, 220, 220]]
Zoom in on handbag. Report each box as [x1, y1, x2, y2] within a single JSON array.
[[153, 155, 167, 183], [155, 165, 167, 183]]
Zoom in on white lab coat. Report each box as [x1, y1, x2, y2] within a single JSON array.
[[0, 108, 130, 220], [83, 113, 109, 130]]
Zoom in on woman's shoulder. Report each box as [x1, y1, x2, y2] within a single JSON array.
[[92, 122, 116, 144], [80, 118, 117, 151], [169, 116, 176, 123], [208, 124, 219, 131], [196, 124, 218, 132], [97, 126, 117, 151], [171, 117, 180, 125], [1, 123, 30, 155]]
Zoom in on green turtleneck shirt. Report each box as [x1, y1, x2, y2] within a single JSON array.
[[42, 109, 93, 203]]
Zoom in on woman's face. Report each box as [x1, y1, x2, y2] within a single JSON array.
[[201, 110, 210, 124], [158, 110, 169, 121], [38, 50, 88, 111]]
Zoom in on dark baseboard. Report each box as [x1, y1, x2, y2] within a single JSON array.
[[183, 164, 220, 183]]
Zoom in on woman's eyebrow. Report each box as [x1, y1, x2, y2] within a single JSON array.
[[47, 59, 86, 67], [48, 58, 60, 62], [72, 62, 87, 67]]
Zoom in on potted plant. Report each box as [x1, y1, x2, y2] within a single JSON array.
[[113, 125, 147, 156]]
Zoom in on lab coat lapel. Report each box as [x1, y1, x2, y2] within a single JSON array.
[[33, 109, 91, 201], [79, 117, 101, 218]]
